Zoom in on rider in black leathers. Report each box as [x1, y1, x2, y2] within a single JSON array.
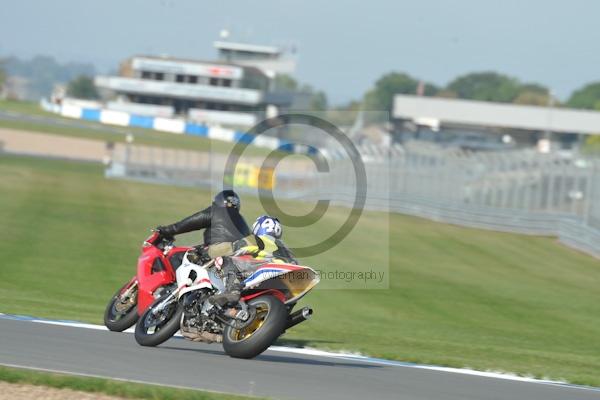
[[156, 190, 254, 305]]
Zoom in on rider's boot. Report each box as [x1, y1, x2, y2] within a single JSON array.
[[209, 278, 242, 307]]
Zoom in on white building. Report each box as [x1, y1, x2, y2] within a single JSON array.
[[95, 54, 274, 127], [214, 40, 296, 78], [393, 94, 600, 150], [94, 37, 300, 128]]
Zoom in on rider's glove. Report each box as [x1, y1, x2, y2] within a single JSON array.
[[233, 235, 255, 251], [193, 245, 212, 264], [155, 225, 174, 241]]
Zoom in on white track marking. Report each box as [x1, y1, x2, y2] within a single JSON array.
[[1, 313, 599, 393]]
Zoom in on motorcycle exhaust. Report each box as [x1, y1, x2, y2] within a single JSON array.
[[285, 307, 313, 330]]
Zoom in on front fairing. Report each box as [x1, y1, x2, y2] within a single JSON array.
[[176, 252, 218, 298], [136, 246, 175, 313]]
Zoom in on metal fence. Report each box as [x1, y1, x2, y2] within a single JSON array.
[[106, 141, 600, 259], [304, 142, 600, 258]]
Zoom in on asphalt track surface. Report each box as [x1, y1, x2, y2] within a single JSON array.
[[1, 317, 599, 400]]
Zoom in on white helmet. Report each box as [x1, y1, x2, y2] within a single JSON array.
[[252, 215, 283, 239]]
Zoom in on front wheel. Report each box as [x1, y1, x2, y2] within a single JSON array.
[[134, 294, 183, 347], [104, 280, 138, 332], [222, 295, 287, 359]]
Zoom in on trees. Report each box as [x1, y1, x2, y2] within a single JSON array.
[[66, 75, 99, 99], [359, 70, 600, 112], [513, 91, 552, 106], [0, 63, 5, 92], [566, 82, 600, 110], [358, 70, 562, 121], [309, 90, 328, 111], [273, 74, 328, 111], [363, 72, 438, 111], [512, 83, 552, 106], [419, 72, 554, 106], [273, 74, 298, 91], [4, 55, 95, 100], [0, 58, 7, 95], [446, 72, 522, 103]]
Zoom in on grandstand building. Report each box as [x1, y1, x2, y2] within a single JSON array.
[[392, 94, 600, 151], [94, 39, 298, 127]]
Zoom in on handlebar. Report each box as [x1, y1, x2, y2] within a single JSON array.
[[144, 229, 175, 249]]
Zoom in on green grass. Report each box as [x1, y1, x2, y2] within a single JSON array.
[[0, 99, 56, 117], [0, 365, 263, 399], [0, 155, 599, 387], [0, 100, 273, 156]]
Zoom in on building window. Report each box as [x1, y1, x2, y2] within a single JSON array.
[[140, 71, 165, 81], [208, 78, 233, 87], [176, 74, 185, 83], [188, 75, 198, 84]]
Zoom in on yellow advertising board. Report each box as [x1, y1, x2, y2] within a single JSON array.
[[230, 163, 275, 190]]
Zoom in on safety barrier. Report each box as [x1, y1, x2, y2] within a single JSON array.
[[40, 99, 317, 156]]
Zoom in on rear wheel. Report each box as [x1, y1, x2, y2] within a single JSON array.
[[104, 281, 138, 332], [222, 295, 287, 359], [134, 294, 182, 347]]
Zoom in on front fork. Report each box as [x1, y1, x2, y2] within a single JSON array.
[[119, 280, 138, 300], [153, 290, 178, 314]]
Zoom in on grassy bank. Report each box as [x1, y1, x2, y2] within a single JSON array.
[[0, 366, 262, 400], [0, 155, 599, 386]]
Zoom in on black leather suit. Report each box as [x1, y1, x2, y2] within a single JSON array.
[[160, 204, 251, 246], [160, 203, 253, 305]]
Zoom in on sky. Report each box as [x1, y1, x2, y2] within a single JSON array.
[[1, 0, 599, 104]]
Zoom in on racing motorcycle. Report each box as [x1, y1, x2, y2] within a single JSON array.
[[134, 248, 320, 359], [103, 231, 191, 332]]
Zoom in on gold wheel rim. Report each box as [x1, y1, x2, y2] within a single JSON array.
[[233, 304, 269, 341]]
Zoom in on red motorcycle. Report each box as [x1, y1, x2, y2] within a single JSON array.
[[103, 231, 191, 332], [134, 246, 320, 359]]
